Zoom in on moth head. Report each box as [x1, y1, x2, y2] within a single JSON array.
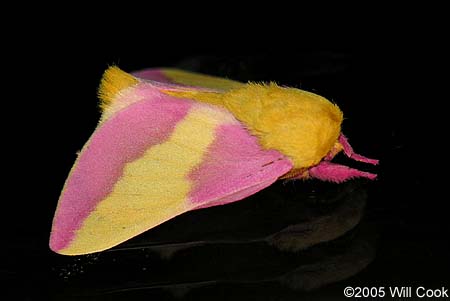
[[284, 133, 379, 182]]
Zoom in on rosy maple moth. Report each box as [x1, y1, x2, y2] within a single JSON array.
[[50, 66, 378, 255]]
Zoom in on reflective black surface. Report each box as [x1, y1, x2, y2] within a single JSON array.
[[8, 51, 448, 300]]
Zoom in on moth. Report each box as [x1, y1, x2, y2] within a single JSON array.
[[50, 66, 378, 255]]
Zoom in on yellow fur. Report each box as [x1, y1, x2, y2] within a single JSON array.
[[98, 66, 139, 110], [164, 83, 343, 169], [163, 68, 243, 91]]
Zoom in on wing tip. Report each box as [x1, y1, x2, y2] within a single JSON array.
[[98, 65, 139, 111], [49, 236, 101, 256]]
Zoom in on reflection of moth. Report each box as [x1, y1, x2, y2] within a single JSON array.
[[50, 67, 378, 255]]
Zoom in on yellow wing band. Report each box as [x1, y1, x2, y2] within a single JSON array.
[[60, 105, 231, 255]]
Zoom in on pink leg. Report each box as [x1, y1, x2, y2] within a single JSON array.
[[339, 134, 379, 165], [309, 161, 377, 183]]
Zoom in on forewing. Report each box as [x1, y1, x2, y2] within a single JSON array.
[[50, 85, 292, 255], [133, 68, 244, 91]]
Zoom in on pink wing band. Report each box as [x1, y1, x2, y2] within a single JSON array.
[[132, 69, 170, 83], [189, 124, 293, 209], [50, 94, 192, 252]]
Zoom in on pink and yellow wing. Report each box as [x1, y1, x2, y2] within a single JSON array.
[[50, 73, 292, 255], [132, 68, 244, 91]]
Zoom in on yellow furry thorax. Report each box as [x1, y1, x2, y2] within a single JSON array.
[[164, 83, 343, 169]]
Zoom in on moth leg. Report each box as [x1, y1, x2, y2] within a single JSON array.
[[308, 161, 377, 183], [339, 134, 379, 165]]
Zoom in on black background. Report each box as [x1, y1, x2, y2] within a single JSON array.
[[5, 25, 449, 300]]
